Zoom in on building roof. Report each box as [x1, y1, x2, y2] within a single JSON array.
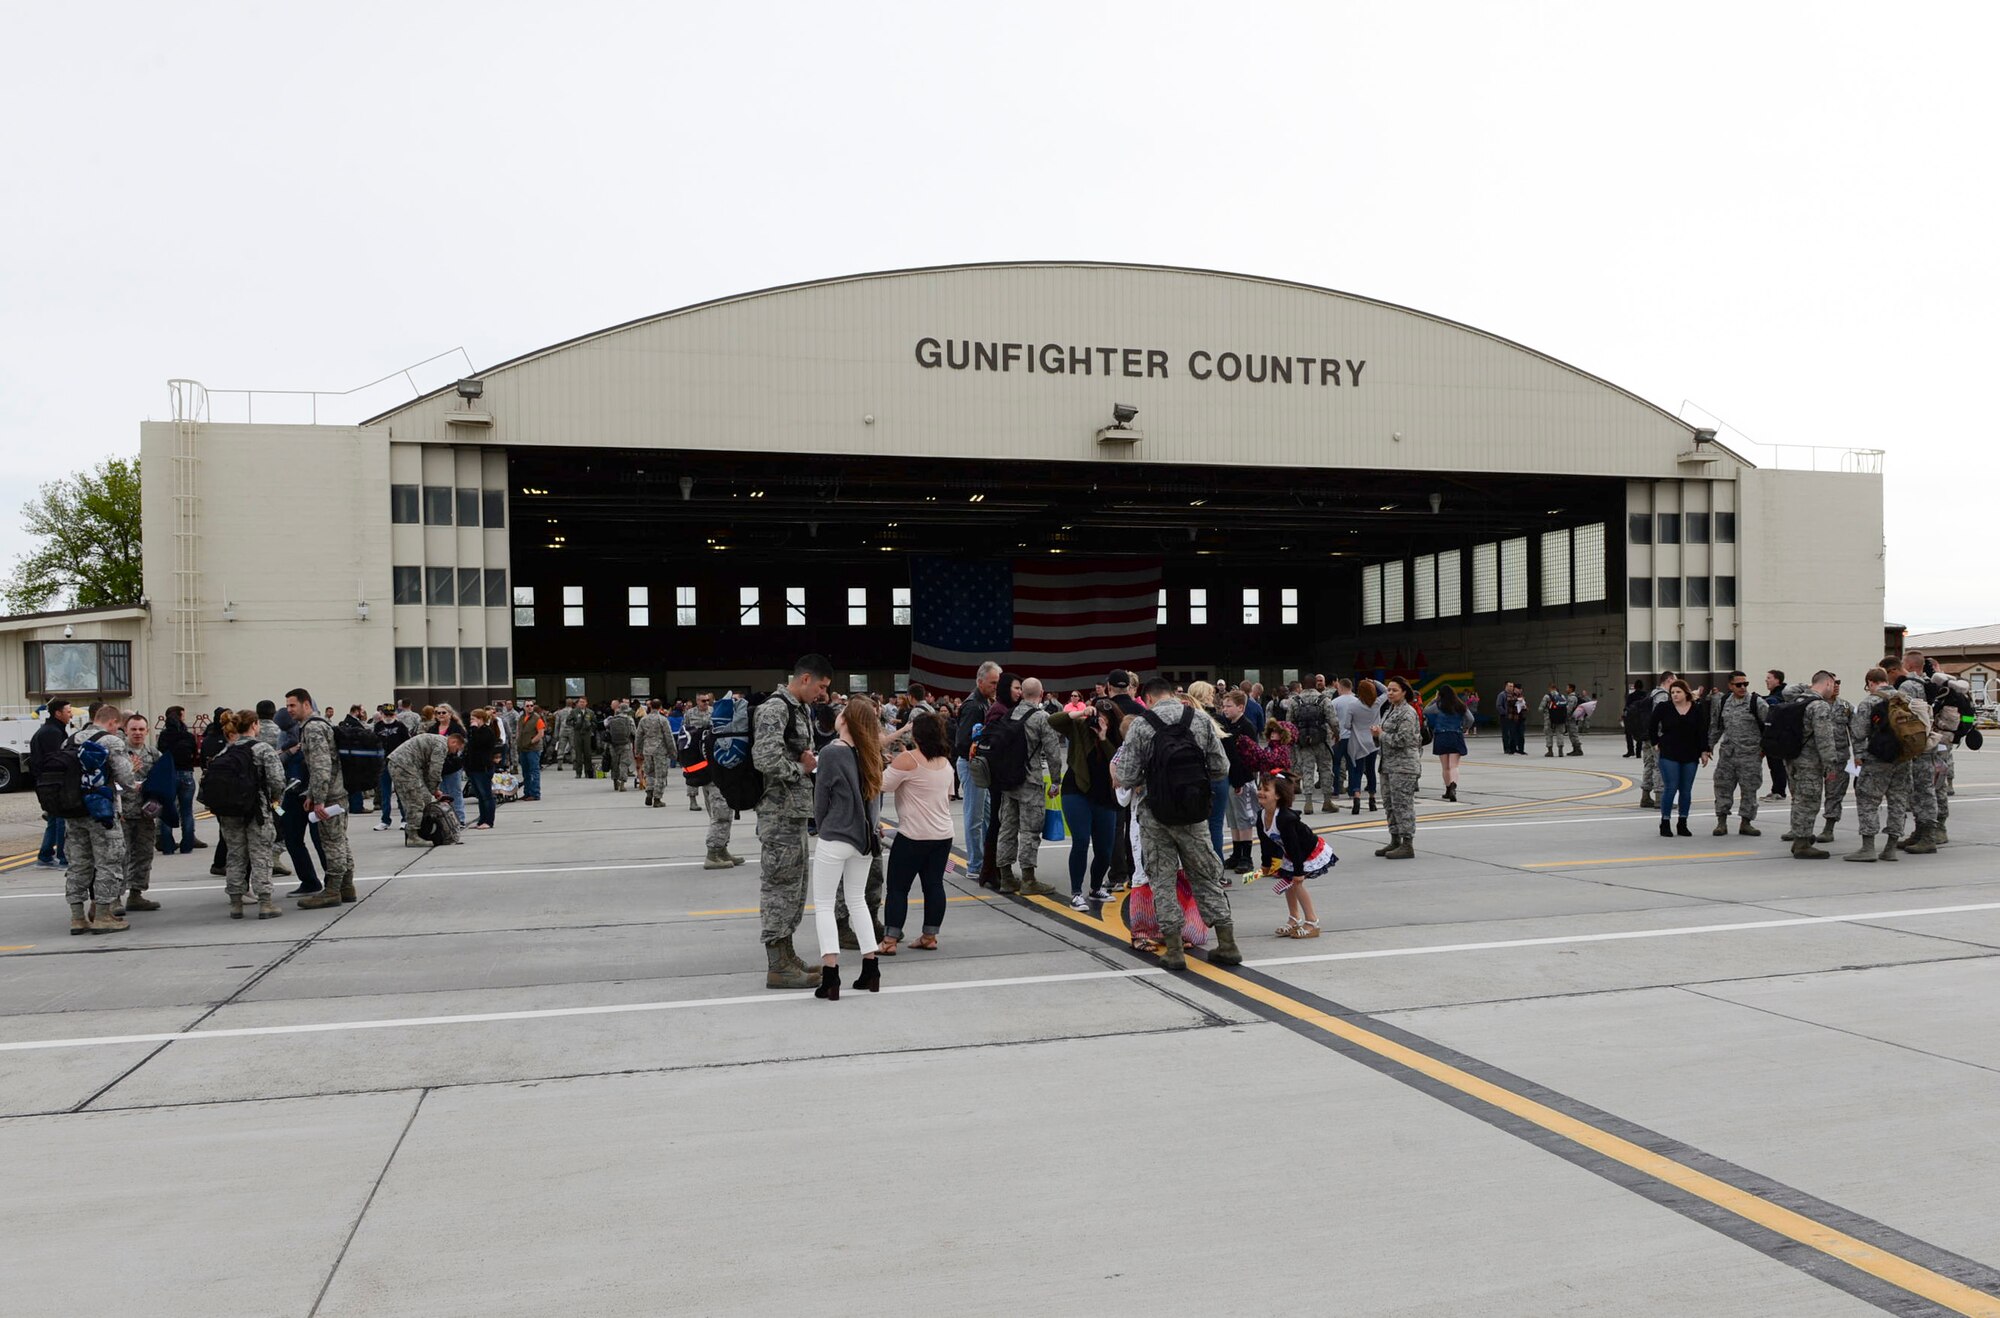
[[1906, 624, 2000, 651], [0, 603, 148, 633]]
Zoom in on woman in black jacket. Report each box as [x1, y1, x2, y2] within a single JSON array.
[[1649, 680, 1710, 838], [464, 708, 501, 830], [1256, 772, 1336, 938]]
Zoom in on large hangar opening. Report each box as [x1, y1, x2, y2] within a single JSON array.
[[504, 446, 1628, 705]]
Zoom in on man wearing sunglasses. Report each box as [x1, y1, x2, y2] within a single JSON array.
[[1706, 671, 1767, 836]]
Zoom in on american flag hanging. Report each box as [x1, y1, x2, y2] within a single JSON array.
[[907, 557, 1162, 696]]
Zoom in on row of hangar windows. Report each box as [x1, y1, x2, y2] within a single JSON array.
[[511, 585, 917, 629], [390, 484, 506, 529], [1360, 524, 1610, 628]]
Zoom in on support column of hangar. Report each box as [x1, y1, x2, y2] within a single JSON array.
[[1626, 473, 1741, 685], [387, 442, 514, 709]]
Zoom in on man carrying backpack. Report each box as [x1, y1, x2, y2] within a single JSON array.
[[291, 689, 356, 909], [1542, 682, 1581, 757], [1706, 671, 1766, 837], [990, 676, 1064, 898], [756, 655, 832, 990], [603, 702, 637, 792], [1845, 667, 1915, 862], [1108, 677, 1240, 973], [1639, 671, 1675, 809], [64, 702, 138, 935], [1778, 673, 1839, 859], [1288, 678, 1336, 814], [636, 700, 671, 807], [1895, 653, 1943, 853], [682, 697, 742, 867], [388, 727, 460, 848], [1817, 678, 1853, 844]]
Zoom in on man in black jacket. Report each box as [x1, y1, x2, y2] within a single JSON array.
[[31, 700, 72, 869], [155, 705, 203, 854]]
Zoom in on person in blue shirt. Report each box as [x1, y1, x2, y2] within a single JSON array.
[[1425, 684, 1471, 803]]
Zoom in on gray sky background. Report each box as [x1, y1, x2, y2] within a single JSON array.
[[2, 2, 1991, 630]]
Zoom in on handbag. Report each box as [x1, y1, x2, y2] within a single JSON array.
[[1041, 776, 1065, 842]]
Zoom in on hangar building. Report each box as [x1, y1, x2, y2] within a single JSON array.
[[125, 262, 1886, 716]]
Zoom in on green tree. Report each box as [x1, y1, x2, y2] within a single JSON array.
[[3, 456, 143, 613]]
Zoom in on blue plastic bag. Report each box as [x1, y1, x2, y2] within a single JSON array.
[[1041, 778, 1065, 842]]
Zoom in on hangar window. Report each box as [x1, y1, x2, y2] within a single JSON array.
[[1628, 577, 1653, 609], [1657, 577, 1683, 608], [395, 647, 423, 684], [1627, 514, 1651, 545], [1413, 555, 1436, 620], [1282, 587, 1300, 626], [1716, 640, 1737, 670], [892, 587, 912, 627], [427, 567, 454, 606], [1382, 563, 1405, 625], [1243, 588, 1261, 625], [739, 586, 761, 626], [1499, 538, 1528, 611], [1686, 577, 1711, 608], [1282, 668, 1300, 686], [393, 566, 421, 605], [1157, 589, 1168, 625], [487, 648, 509, 683], [1656, 513, 1680, 545], [563, 585, 584, 627], [564, 677, 586, 699], [630, 678, 651, 698], [894, 673, 909, 692], [1436, 551, 1461, 618], [423, 485, 453, 526], [513, 586, 535, 628], [1189, 588, 1208, 626], [1540, 530, 1571, 607], [391, 485, 419, 524], [1715, 512, 1736, 543], [484, 569, 506, 608], [1362, 566, 1382, 627], [1657, 641, 1681, 670], [456, 489, 481, 527], [849, 674, 868, 695], [457, 568, 482, 608], [1471, 544, 1498, 614], [1627, 642, 1650, 673], [1715, 576, 1737, 607], [1685, 513, 1709, 544], [676, 586, 698, 626], [24, 640, 131, 697], [429, 647, 457, 684], [1243, 669, 1261, 686], [460, 648, 484, 686], [1685, 640, 1710, 671], [786, 587, 807, 625], [483, 489, 506, 529], [515, 678, 536, 699], [848, 587, 867, 626], [628, 586, 649, 627], [1573, 524, 1606, 602]]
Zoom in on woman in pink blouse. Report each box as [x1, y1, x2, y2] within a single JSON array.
[[877, 711, 958, 954]]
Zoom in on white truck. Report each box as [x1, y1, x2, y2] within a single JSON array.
[[0, 709, 56, 792]]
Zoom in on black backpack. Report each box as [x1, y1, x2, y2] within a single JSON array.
[[198, 742, 263, 819], [1292, 697, 1329, 747], [976, 711, 1030, 792], [1143, 709, 1212, 825], [333, 718, 383, 793], [53, 730, 113, 822], [712, 693, 800, 812], [680, 723, 714, 787], [1547, 695, 1569, 725], [1765, 699, 1810, 763]]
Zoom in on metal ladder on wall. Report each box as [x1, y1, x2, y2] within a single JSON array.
[[167, 380, 206, 699]]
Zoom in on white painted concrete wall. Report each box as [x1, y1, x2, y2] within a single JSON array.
[[1737, 469, 1885, 683]]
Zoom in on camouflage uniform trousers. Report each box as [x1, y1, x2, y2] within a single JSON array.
[[65, 817, 127, 906], [1295, 743, 1336, 804], [1822, 760, 1850, 824], [1135, 813, 1231, 942], [217, 813, 276, 899], [1543, 717, 1582, 754], [1787, 758, 1828, 839], [757, 812, 810, 944], [391, 765, 434, 844], [686, 770, 701, 807], [1908, 747, 1939, 826], [993, 781, 1048, 872], [1930, 746, 1952, 825], [1642, 743, 1662, 796], [702, 783, 735, 851], [609, 743, 635, 789], [1383, 761, 1420, 839], [1853, 761, 1910, 840], [316, 807, 353, 885], [570, 734, 595, 777], [643, 752, 673, 805], [1711, 745, 1764, 822], [121, 817, 156, 892]]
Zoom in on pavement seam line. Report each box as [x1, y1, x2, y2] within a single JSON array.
[[307, 1088, 428, 1318]]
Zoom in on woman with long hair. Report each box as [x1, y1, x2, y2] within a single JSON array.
[[1373, 677, 1423, 858], [214, 709, 288, 919], [464, 708, 500, 829], [1050, 697, 1123, 907], [1426, 684, 1470, 802], [811, 695, 885, 999], [1649, 679, 1710, 838], [1186, 680, 1231, 861], [1342, 679, 1382, 815], [880, 711, 959, 952]]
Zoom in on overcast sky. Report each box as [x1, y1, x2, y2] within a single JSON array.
[[2, 2, 1991, 631]]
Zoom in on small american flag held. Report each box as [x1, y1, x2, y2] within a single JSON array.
[[907, 557, 1162, 696]]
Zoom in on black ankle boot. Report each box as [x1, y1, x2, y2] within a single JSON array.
[[815, 965, 841, 1001], [853, 958, 881, 993], [1368, 793, 1378, 812], [1676, 818, 1692, 837], [1444, 783, 1457, 802], [1351, 797, 1361, 816]]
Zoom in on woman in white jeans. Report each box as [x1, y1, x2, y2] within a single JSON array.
[[811, 696, 885, 1000]]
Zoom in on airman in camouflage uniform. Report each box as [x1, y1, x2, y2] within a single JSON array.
[[217, 727, 287, 917], [389, 730, 453, 847], [118, 716, 162, 912], [1781, 677, 1837, 858], [1288, 685, 1337, 811], [1845, 674, 1911, 862], [297, 701, 356, 909], [755, 663, 828, 989], [1895, 670, 1941, 852], [1929, 698, 1957, 845], [602, 704, 637, 791], [65, 709, 137, 933], [1639, 675, 1672, 809], [683, 702, 742, 868], [1818, 687, 1854, 843], [1706, 679, 1765, 836], [568, 700, 597, 778], [1109, 687, 1240, 972], [637, 701, 674, 807], [1542, 685, 1582, 757], [1376, 692, 1424, 859], [992, 677, 1063, 898]]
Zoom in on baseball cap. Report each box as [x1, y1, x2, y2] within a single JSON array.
[[1108, 669, 1131, 689]]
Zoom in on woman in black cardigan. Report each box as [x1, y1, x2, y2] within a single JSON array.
[[1649, 680, 1711, 838]]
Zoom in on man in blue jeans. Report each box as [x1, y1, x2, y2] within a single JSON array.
[[516, 698, 546, 800], [31, 699, 72, 869], [953, 662, 1001, 877]]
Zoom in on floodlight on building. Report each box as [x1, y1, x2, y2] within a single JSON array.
[[456, 378, 484, 400], [1112, 403, 1138, 425], [222, 601, 237, 623], [63, 624, 74, 639], [1429, 492, 1442, 514], [679, 476, 694, 501], [356, 601, 371, 622]]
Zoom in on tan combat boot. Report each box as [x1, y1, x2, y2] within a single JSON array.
[[88, 901, 129, 934], [1016, 866, 1059, 898], [1210, 921, 1244, 967], [229, 893, 246, 918], [1158, 932, 1187, 972], [703, 849, 733, 870], [765, 941, 817, 990], [124, 888, 161, 912], [70, 903, 90, 935], [340, 876, 358, 902], [298, 883, 342, 909], [258, 897, 283, 919]]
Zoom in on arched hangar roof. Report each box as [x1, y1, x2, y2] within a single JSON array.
[[366, 261, 1723, 479]]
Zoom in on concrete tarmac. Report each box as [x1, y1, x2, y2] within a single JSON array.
[[3, 748, 1998, 1316]]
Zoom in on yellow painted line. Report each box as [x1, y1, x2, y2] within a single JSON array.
[[687, 894, 995, 918], [0, 944, 33, 952], [1020, 889, 2000, 1318], [1523, 850, 1757, 868]]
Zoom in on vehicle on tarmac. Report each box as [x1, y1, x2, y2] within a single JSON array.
[[0, 708, 57, 792]]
